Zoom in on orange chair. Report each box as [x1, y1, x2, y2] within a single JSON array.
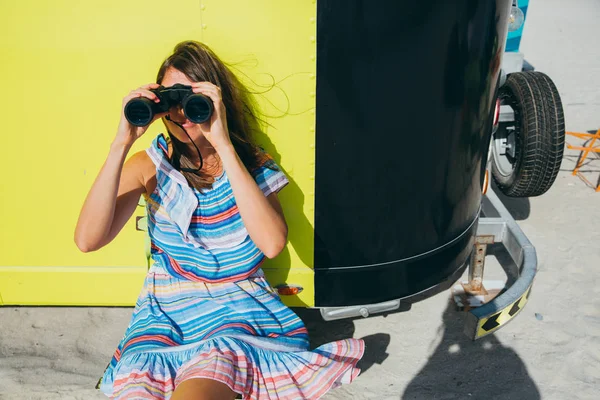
[[566, 128, 600, 192]]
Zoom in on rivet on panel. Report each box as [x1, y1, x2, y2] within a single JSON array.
[[309, 92, 315, 97], [201, 4, 206, 10], [202, 24, 207, 29], [310, 109, 315, 115], [309, 74, 315, 79], [310, 55, 316, 61], [310, 36, 316, 43], [309, 144, 315, 149], [309, 176, 315, 180], [309, 127, 315, 132], [310, 17, 316, 23]]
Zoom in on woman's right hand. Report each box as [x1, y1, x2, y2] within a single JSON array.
[[113, 83, 167, 149]]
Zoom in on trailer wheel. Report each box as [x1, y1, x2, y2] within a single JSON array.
[[491, 71, 565, 197]]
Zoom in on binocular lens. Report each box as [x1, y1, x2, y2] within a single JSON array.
[[125, 99, 153, 127], [184, 94, 213, 124]]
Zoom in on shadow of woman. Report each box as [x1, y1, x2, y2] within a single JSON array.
[[293, 308, 394, 375], [402, 300, 540, 399], [251, 129, 316, 307]]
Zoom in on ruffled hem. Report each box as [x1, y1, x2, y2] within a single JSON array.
[[100, 335, 364, 400]]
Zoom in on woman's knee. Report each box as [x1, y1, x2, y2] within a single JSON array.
[[171, 378, 238, 400]]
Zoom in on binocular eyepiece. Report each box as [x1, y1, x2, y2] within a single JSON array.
[[124, 83, 213, 127]]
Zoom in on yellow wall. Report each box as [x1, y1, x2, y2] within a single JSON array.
[[0, 1, 316, 306]]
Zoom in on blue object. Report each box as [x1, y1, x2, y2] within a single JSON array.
[[506, 0, 529, 52]]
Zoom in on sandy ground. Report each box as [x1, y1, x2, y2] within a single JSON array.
[[1, 1, 599, 399]]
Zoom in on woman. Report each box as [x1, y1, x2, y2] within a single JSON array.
[[75, 40, 364, 400]]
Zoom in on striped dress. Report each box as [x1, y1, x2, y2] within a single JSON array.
[[99, 134, 364, 399]]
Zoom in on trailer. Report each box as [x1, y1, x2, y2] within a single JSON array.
[[0, 0, 564, 341]]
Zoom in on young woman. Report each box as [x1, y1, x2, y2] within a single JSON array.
[[75, 40, 364, 400]]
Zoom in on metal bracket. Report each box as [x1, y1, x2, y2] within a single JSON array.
[[319, 299, 401, 321], [462, 189, 537, 340], [461, 235, 495, 294]]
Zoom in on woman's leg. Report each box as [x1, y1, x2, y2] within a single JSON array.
[[171, 378, 238, 400]]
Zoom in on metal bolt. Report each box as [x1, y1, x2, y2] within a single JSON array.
[[359, 308, 369, 318]]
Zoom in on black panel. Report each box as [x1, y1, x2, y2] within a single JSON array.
[[314, 0, 511, 306], [315, 221, 476, 307]]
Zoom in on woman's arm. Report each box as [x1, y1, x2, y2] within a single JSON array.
[[219, 146, 288, 258], [74, 83, 166, 252], [74, 146, 146, 252], [192, 82, 288, 258]]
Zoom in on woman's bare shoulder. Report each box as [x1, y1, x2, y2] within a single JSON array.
[[125, 150, 157, 197]]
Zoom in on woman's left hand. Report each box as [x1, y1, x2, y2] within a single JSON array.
[[191, 82, 233, 152]]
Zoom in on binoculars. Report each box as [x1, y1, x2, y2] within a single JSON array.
[[124, 83, 213, 127]]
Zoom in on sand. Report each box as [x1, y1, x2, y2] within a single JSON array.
[[1, 0, 599, 399]]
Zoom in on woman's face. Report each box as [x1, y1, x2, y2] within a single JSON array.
[[160, 67, 204, 145]]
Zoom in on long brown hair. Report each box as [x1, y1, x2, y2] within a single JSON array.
[[156, 40, 264, 190]]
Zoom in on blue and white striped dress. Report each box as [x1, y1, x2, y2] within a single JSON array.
[[99, 134, 364, 399]]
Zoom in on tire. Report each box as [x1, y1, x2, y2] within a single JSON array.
[[491, 71, 565, 197], [533, 72, 566, 192]]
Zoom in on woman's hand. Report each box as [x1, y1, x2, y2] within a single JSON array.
[[191, 82, 233, 152], [113, 83, 167, 149]]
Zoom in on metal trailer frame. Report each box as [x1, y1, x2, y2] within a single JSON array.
[[319, 187, 536, 341]]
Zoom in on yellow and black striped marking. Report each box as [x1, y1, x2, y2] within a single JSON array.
[[476, 285, 533, 338]]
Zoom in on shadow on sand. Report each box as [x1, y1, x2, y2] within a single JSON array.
[[294, 255, 540, 399], [402, 299, 540, 399], [293, 307, 397, 375]]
